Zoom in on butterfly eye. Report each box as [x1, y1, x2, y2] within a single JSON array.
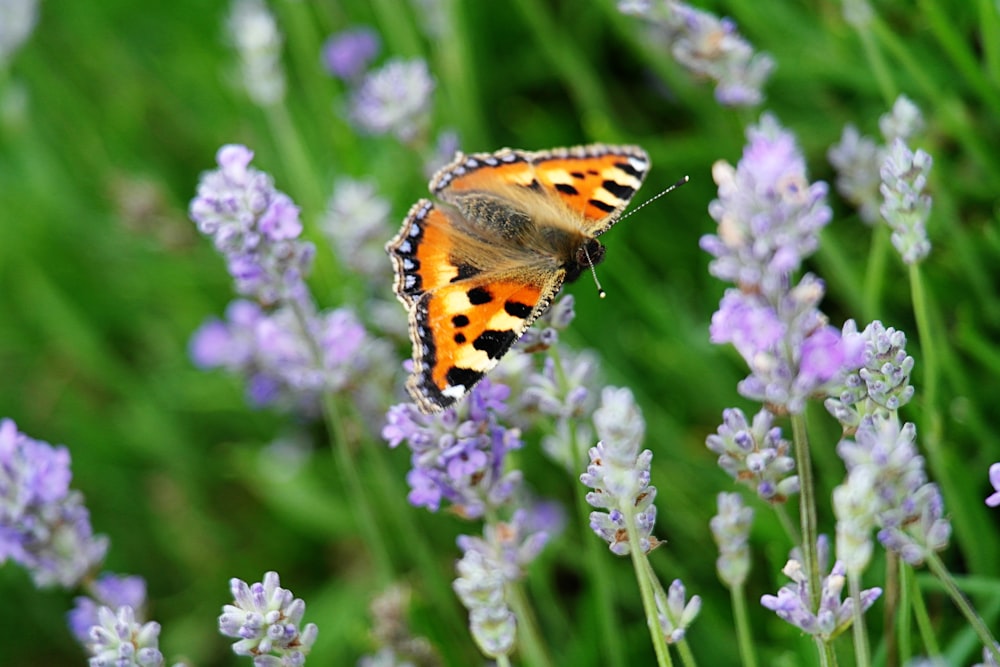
[[565, 239, 606, 284]]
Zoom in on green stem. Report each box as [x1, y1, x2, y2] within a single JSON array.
[[853, 17, 897, 105], [508, 582, 554, 667], [898, 559, 913, 666], [730, 584, 758, 667], [625, 510, 673, 667], [884, 551, 900, 667], [496, 654, 513, 667], [848, 573, 871, 667], [926, 552, 1000, 663], [773, 503, 801, 546], [862, 224, 890, 323], [907, 562, 941, 657], [675, 638, 698, 667], [287, 298, 394, 581], [790, 414, 821, 613], [572, 428, 626, 667]]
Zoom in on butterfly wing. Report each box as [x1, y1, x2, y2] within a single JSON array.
[[431, 144, 650, 237], [387, 199, 564, 412]]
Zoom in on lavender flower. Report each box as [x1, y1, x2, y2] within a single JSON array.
[[452, 511, 551, 659], [453, 542, 516, 658], [349, 58, 434, 143], [0, 0, 38, 66], [828, 95, 925, 226], [710, 493, 753, 588], [382, 379, 523, 519], [227, 0, 286, 106], [705, 407, 798, 502], [321, 27, 379, 80], [219, 571, 318, 666], [704, 115, 863, 413], [987, 463, 1000, 508], [658, 579, 701, 643], [0, 418, 108, 588], [974, 644, 1000, 667], [619, 0, 774, 106], [190, 144, 315, 305], [702, 114, 831, 296], [322, 177, 393, 281], [85, 606, 165, 667], [761, 550, 881, 640], [880, 138, 933, 264], [190, 299, 382, 414], [837, 415, 950, 566], [828, 125, 882, 224], [824, 320, 915, 429], [70, 574, 149, 644], [581, 388, 660, 555]]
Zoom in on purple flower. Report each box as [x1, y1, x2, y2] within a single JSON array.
[[69, 574, 148, 643], [620, 0, 773, 106], [824, 320, 915, 428], [0, 419, 107, 588], [710, 493, 753, 587], [453, 539, 516, 658], [581, 388, 660, 555], [836, 416, 949, 566], [349, 58, 435, 143], [189, 144, 314, 305], [761, 548, 881, 640], [706, 407, 799, 502], [658, 579, 701, 643], [322, 178, 392, 281], [828, 95, 925, 226], [219, 571, 318, 664], [987, 463, 1000, 508], [85, 606, 165, 667], [880, 138, 933, 264], [321, 27, 379, 80], [190, 299, 386, 415], [703, 115, 863, 413], [382, 379, 523, 518], [702, 114, 831, 298]]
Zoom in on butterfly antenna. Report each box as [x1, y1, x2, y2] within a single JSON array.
[[618, 175, 690, 222], [582, 244, 607, 299]]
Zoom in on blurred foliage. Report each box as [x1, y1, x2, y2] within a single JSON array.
[[2, 0, 1000, 665]]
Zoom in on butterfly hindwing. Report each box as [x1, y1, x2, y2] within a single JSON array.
[[407, 269, 562, 412]]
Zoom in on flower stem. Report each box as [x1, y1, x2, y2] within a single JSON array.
[[572, 434, 626, 667], [508, 581, 554, 667], [926, 552, 1000, 663], [790, 414, 821, 611], [848, 572, 871, 667], [625, 510, 673, 667], [906, 562, 941, 658], [730, 584, 758, 667]]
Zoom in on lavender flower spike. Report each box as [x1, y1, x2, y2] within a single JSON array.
[[710, 493, 753, 588], [761, 556, 881, 640], [189, 144, 315, 305], [659, 579, 701, 643], [382, 379, 523, 519], [350, 58, 435, 143], [86, 606, 166, 667], [705, 407, 798, 502], [702, 113, 831, 298], [880, 138, 932, 264], [219, 571, 318, 665], [69, 574, 149, 644], [321, 27, 379, 81], [581, 387, 660, 555], [0, 418, 108, 588], [619, 0, 774, 106]]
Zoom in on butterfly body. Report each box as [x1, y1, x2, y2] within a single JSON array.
[[387, 144, 650, 413]]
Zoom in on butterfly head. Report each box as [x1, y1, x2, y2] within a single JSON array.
[[565, 238, 606, 283]]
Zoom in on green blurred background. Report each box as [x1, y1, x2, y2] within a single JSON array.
[[3, 0, 1000, 665]]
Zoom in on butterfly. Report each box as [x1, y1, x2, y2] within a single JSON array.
[[386, 143, 650, 413]]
